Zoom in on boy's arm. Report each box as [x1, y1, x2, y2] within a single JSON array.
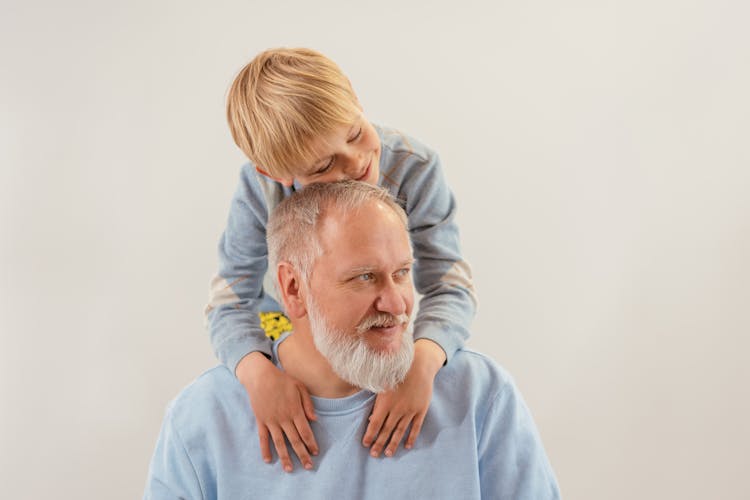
[[403, 148, 476, 361], [205, 165, 317, 472], [205, 165, 279, 369], [364, 132, 477, 455]]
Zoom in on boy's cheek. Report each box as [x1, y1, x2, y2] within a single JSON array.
[[255, 166, 294, 187]]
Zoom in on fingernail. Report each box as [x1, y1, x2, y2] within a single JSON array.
[[304, 462, 313, 470], [284, 465, 293, 472], [370, 450, 379, 458], [385, 449, 393, 457]]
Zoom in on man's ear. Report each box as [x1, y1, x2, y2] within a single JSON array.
[[255, 166, 294, 187], [277, 262, 307, 319]]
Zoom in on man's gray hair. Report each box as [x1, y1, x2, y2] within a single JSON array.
[[267, 180, 408, 281]]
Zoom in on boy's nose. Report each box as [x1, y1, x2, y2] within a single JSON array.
[[341, 151, 367, 179]]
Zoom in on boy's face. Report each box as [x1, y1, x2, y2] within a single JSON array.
[[292, 114, 381, 186]]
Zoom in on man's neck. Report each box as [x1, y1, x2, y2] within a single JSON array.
[[276, 327, 360, 399]]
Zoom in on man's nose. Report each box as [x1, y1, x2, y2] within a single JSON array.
[[374, 280, 407, 316]]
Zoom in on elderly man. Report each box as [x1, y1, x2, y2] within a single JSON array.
[[144, 181, 560, 499]]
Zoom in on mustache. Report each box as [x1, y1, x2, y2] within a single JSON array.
[[355, 312, 410, 335]]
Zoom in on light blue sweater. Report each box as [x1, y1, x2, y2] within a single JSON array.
[[206, 126, 477, 372], [144, 336, 560, 500]]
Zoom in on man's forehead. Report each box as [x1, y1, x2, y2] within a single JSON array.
[[323, 204, 406, 240], [313, 202, 411, 268], [323, 198, 404, 225]]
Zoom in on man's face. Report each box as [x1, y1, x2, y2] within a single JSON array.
[[304, 200, 415, 389]]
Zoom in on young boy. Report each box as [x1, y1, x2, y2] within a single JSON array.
[[206, 47, 477, 473]]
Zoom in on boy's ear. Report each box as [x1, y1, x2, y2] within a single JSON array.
[[255, 166, 294, 187], [277, 262, 307, 319]]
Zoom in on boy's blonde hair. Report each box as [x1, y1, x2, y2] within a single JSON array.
[[227, 48, 361, 179]]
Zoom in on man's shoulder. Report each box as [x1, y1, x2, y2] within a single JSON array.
[[164, 365, 245, 426], [438, 348, 517, 401], [449, 347, 514, 378]]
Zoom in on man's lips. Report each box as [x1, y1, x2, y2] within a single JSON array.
[[356, 312, 409, 335], [362, 325, 403, 349], [362, 324, 403, 342], [368, 324, 399, 333]]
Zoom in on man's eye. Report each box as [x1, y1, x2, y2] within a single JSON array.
[[394, 268, 411, 279], [357, 273, 374, 282], [348, 127, 363, 143]]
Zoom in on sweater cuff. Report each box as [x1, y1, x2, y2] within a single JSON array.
[[219, 332, 274, 377], [412, 322, 463, 364]]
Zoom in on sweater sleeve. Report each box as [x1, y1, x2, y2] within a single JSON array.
[[477, 384, 561, 500], [390, 138, 478, 363], [204, 165, 288, 373]]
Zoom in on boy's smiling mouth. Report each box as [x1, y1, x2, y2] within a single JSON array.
[[355, 157, 372, 181]]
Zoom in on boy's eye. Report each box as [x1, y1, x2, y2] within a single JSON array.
[[347, 127, 363, 143], [314, 157, 335, 175]]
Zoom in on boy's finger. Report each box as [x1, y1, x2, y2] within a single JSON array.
[[281, 422, 313, 470], [257, 425, 272, 463], [384, 415, 412, 457], [404, 412, 426, 449], [362, 407, 387, 447], [293, 414, 319, 456], [362, 420, 380, 447], [297, 383, 317, 422], [269, 425, 293, 473], [370, 414, 399, 457]]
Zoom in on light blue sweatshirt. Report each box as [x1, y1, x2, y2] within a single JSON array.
[[206, 125, 477, 372], [144, 335, 561, 500]]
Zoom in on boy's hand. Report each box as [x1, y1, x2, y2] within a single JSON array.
[[363, 339, 446, 457], [236, 352, 318, 472]]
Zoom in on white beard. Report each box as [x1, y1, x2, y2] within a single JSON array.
[[307, 298, 414, 393]]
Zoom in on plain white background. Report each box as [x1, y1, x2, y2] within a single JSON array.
[[2, 0, 749, 498]]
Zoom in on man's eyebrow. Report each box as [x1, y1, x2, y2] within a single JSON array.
[[343, 260, 414, 276], [343, 265, 376, 276]]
